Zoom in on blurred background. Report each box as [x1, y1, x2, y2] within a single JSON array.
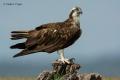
[[0, 0, 120, 77]]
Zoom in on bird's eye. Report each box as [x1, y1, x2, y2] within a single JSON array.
[[72, 10, 75, 12]]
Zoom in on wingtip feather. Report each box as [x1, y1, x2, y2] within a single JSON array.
[[13, 54, 19, 58]]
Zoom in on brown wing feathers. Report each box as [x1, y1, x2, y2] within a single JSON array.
[[10, 20, 81, 57]]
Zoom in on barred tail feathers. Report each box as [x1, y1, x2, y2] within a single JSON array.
[[13, 49, 37, 57], [10, 42, 26, 49], [13, 49, 29, 57], [11, 31, 29, 40]]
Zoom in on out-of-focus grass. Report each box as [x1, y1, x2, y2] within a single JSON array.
[[0, 77, 35, 80], [0, 77, 120, 80], [104, 77, 120, 80]]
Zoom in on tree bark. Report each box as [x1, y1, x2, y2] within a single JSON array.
[[37, 59, 102, 80]]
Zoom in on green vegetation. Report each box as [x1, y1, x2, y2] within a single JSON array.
[[50, 73, 63, 80]]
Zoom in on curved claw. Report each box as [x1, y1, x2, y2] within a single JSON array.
[[69, 58, 75, 63]]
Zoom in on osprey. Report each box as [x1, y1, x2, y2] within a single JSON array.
[[10, 6, 83, 63]]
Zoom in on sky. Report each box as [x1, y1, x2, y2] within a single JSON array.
[[0, 0, 120, 76]]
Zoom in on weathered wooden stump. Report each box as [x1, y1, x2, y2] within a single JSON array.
[[52, 58, 80, 75], [37, 58, 102, 80]]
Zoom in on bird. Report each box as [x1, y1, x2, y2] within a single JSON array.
[[10, 6, 83, 64]]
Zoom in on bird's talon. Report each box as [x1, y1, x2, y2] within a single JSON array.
[[58, 58, 70, 64]]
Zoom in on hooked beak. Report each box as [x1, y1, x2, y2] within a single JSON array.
[[80, 11, 83, 14], [79, 8, 83, 14], [77, 10, 83, 15]]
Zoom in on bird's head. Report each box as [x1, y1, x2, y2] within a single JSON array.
[[69, 6, 82, 20]]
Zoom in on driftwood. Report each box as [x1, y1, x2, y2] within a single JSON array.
[[37, 59, 102, 80]]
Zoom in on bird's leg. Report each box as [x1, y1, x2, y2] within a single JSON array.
[[57, 49, 70, 64]]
